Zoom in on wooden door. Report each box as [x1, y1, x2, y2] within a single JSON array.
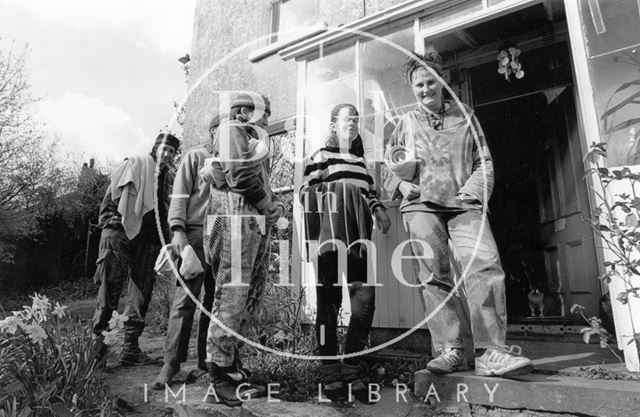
[[536, 87, 600, 316]]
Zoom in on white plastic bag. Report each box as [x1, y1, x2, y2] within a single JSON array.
[[154, 244, 180, 281], [179, 245, 204, 280]]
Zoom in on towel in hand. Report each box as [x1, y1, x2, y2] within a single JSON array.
[[385, 145, 417, 181], [110, 154, 157, 239]]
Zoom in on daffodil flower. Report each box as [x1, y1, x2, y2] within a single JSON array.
[[102, 329, 119, 346], [24, 323, 48, 345], [107, 311, 128, 330], [30, 293, 51, 313], [0, 316, 22, 335], [52, 303, 67, 318]]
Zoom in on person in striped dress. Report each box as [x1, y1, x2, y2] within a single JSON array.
[[300, 103, 391, 402]]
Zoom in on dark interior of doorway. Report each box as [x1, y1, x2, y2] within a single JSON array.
[[429, 3, 600, 323], [475, 94, 558, 321]]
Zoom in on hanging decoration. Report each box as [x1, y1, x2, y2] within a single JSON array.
[[497, 46, 524, 81]]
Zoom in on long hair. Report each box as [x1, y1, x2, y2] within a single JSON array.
[[324, 103, 364, 157]]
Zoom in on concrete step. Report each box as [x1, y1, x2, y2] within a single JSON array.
[[414, 369, 640, 417]]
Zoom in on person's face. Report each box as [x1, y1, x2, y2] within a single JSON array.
[[156, 144, 176, 168], [331, 106, 359, 148], [253, 112, 269, 129], [241, 107, 269, 129], [410, 67, 444, 112]]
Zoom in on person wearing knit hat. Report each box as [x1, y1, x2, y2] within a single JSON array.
[[151, 117, 226, 389], [230, 92, 271, 116], [200, 92, 285, 406], [91, 133, 177, 367]]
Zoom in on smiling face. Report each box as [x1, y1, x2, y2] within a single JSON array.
[[331, 106, 359, 149], [155, 144, 176, 168], [410, 67, 444, 113]]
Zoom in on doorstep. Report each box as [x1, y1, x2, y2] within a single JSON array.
[[414, 370, 640, 417], [414, 340, 640, 417]]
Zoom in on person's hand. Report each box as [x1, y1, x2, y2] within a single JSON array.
[[107, 215, 122, 227], [398, 181, 420, 200], [456, 192, 480, 204], [374, 209, 391, 234], [171, 229, 189, 253], [265, 203, 284, 226]]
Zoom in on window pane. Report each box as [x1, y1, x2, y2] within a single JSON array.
[[304, 46, 357, 156], [419, 1, 483, 32], [360, 25, 416, 199], [577, 0, 640, 166], [278, 0, 319, 42]]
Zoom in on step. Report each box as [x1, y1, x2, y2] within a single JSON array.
[[414, 369, 640, 417]]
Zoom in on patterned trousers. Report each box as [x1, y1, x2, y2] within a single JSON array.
[[204, 188, 271, 367], [91, 227, 159, 339]]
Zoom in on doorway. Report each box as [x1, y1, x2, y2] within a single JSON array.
[[421, 2, 603, 322], [473, 75, 600, 321]]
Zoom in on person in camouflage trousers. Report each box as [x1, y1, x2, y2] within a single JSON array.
[[91, 133, 179, 366], [200, 93, 284, 406]]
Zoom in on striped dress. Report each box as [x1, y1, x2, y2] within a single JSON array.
[[300, 146, 384, 259]]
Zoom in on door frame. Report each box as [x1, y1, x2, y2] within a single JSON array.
[[417, 0, 605, 315]]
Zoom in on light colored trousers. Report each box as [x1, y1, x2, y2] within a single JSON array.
[[403, 210, 507, 352]]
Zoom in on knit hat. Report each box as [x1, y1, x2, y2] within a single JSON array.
[[154, 132, 181, 150], [230, 92, 271, 116]]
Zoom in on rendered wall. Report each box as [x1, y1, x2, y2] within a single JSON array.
[[184, 0, 296, 148]]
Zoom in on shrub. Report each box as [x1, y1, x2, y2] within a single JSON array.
[[243, 352, 319, 402], [243, 281, 321, 402], [0, 294, 115, 416], [584, 142, 640, 361]]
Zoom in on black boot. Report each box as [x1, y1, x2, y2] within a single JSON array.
[[318, 363, 347, 402], [119, 333, 160, 366], [204, 362, 266, 407]]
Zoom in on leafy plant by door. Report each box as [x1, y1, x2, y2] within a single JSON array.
[[584, 142, 640, 365]]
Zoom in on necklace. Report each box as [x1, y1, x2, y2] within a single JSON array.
[[428, 102, 446, 130], [419, 101, 446, 130]]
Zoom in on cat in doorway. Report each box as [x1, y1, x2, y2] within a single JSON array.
[[527, 283, 545, 317]]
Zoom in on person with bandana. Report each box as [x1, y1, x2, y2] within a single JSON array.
[[91, 133, 179, 366]]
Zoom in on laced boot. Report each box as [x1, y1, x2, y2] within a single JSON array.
[[119, 333, 160, 366], [204, 362, 266, 407]]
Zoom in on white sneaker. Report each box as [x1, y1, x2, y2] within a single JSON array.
[[475, 345, 533, 377], [426, 348, 469, 374]]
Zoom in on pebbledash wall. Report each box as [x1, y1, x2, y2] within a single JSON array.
[[184, 0, 640, 370]]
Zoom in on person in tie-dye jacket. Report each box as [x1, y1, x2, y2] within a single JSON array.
[[385, 50, 532, 378]]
